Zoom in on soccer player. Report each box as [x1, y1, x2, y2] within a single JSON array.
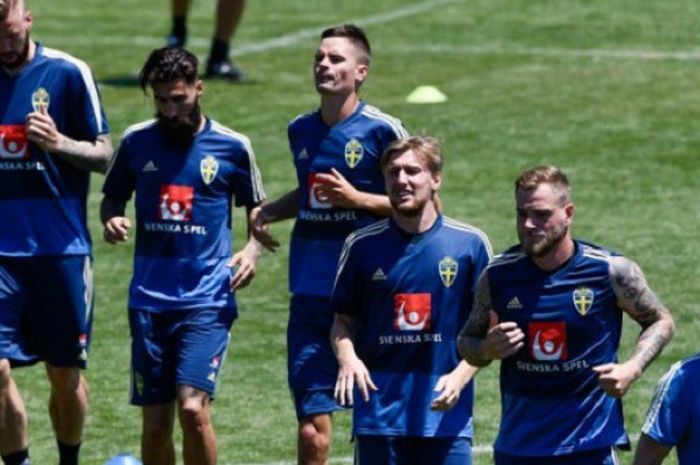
[[167, 0, 246, 81], [100, 47, 264, 465], [458, 165, 675, 465], [331, 137, 491, 465], [249, 24, 408, 465], [632, 352, 700, 465], [0, 0, 112, 464]]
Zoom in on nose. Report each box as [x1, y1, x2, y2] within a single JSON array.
[[522, 215, 536, 229]]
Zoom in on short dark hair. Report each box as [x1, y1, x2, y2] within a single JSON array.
[[320, 24, 371, 65], [515, 165, 571, 205], [138, 47, 199, 93]]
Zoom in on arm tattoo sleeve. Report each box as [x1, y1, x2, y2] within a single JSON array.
[[458, 273, 494, 367], [611, 257, 675, 372]]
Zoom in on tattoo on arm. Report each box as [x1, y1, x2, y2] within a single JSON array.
[[458, 273, 494, 367], [611, 257, 675, 372]]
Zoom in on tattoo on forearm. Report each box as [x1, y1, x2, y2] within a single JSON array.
[[612, 257, 674, 371], [633, 327, 670, 371], [458, 275, 494, 366]]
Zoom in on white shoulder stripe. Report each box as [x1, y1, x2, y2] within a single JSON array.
[[642, 360, 684, 433], [443, 217, 493, 257], [362, 104, 408, 138], [123, 119, 157, 137], [42, 47, 105, 131], [488, 251, 526, 268], [104, 119, 157, 177], [334, 220, 390, 289], [210, 121, 266, 203]]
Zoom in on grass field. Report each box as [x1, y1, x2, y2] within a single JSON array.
[[10, 0, 700, 463]]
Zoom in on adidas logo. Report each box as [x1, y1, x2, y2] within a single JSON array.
[[506, 296, 522, 310], [297, 148, 309, 160], [372, 268, 386, 281], [142, 160, 158, 172]]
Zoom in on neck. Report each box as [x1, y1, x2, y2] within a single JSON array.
[[532, 236, 575, 271], [393, 203, 439, 235], [195, 112, 206, 134], [320, 92, 359, 126]]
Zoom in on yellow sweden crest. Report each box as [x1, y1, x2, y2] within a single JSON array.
[[573, 287, 594, 316], [439, 256, 458, 288], [344, 138, 364, 168], [200, 155, 219, 185], [32, 87, 50, 113]]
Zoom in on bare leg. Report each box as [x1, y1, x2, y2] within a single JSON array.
[[214, 0, 246, 42], [205, 0, 246, 79], [141, 403, 176, 465], [45, 365, 88, 446], [177, 386, 216, 465], [297, 413, 332, 465], [0, 359, 27, 455], [171, 0, 190, 16], [168, 0, 191, 47]]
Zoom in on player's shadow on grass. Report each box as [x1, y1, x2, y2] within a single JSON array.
[[99, 75, 259, 88]]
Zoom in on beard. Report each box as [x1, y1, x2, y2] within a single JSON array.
[[1, 35, 31, 70], [156, 101, 202, 147], [390, 194, 428, 218], [521, 223, 568, 257]]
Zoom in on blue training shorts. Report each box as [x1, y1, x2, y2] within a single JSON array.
[[129, 306, 235, 405], [0, 255, 93, 368], [494, 446, 619, 465], [356, 436, 472, 465], [288, 293, 346, 419]]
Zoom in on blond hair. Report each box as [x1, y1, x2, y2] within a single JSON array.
[[514, 165, 571, 205]]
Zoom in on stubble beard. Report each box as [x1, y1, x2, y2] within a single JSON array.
[[522, 223, 568, 257], [1, 34, 30, 70]]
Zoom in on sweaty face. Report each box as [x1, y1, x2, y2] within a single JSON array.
[[384, 149, 440, 218], [516, 183, 572, 257], [0, 8, 32, 70], [313, 37, 367, 96], [153, 79, 203, 147]]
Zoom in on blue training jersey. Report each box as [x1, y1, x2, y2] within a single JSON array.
[[102, 118, 265, 312], [288, 101, 407, 297], [0, 44, 109, 256], [333, 216, 491, 437], [641, 352, 700, 465], [488, 240, 629, 456]]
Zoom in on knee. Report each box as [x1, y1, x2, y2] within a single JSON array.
[[46, 366, 83, 395], [298, 421, 330, 456], [178, 396, 211, 433], [142, 419, 173, 446]]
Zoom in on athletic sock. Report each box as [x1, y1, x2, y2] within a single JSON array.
[[170, 15, 187, 45], [57, 441, 80, 465], [1, 449, 30, 465], [208, 38, 230, 64]]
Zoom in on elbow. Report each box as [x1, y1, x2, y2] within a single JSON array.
[[457, 336, 491, 368]]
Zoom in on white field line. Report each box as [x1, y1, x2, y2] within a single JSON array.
[[384, 43, 700, 62], [36, 0, 459, 54]]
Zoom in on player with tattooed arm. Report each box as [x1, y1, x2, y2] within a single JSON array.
[[458, 165, 675, 465]]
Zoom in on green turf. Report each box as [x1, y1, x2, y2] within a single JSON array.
[[10, 0, 699, 463]]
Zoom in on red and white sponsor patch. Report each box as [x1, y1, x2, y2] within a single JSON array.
[[158, 184, 194, 221], [308, 173, 332, 209], [393, 293, 431, 331], [529, 321, 567, 361], [0, 124, 29, 160]]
